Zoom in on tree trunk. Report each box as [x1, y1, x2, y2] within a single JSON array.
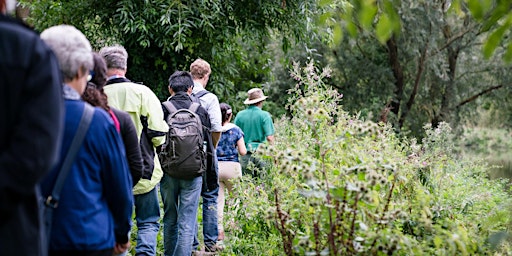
[[386, 36, 404, 122]]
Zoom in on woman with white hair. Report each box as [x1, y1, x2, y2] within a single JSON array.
[[39, 25, 134, 256]]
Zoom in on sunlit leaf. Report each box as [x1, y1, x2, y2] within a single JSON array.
[[483, 24, 507, 59], [375, 14, 393, 44], [358, 0, 377, 30]]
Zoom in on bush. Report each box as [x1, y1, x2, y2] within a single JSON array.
[[222, 61, 512, 255]]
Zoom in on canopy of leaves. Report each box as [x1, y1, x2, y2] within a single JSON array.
[[21, 0, 322, 101]]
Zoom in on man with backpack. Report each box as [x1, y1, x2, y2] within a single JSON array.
[[159, 71, 212, 256], [190, 59, 224, 252]]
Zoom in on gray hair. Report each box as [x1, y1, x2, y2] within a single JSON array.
[[99, 45, 128, 70], [40, 25, 93, 81]]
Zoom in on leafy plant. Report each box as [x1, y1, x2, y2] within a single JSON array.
[[224, 61, 512, 255]]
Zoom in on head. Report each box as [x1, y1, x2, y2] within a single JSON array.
[[243, 88, 268, 106], [40, 25, 93, 94], [99, 45, 128, 75], [220, 103, 233, 124], [189, 58, 211, 85], [1, 0, 16, 14], [89, 52, 108, 89], [168, 71, 194, 95], [82, 52, 109, 111]]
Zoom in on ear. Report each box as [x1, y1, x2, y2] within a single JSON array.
[[186, 86, 193, 95], [168, 86, 174, 95]]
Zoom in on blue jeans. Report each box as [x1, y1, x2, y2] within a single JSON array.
[[134, 187, 161, 256], [160, 174, 202, 256], [193, 185, 219, 249]]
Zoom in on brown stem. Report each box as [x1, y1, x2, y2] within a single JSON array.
[[274, 189, 293, 255]]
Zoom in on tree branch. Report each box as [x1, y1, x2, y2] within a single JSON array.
[[456, 84, 505, 108]]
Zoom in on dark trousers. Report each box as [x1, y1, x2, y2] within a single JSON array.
[[240, 152, 268, 178], [50, 248, 113, 256]]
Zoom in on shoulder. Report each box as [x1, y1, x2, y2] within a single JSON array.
[[0, 17, 52, 63], [111, 107, 131, 123]]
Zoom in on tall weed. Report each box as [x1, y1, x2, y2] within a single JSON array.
[[225, 61, 512, 255]]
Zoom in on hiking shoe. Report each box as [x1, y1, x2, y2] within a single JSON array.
[[205, 243, 224, 253]]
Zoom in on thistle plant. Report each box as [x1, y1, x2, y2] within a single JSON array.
[[224, 61, 512, 256]]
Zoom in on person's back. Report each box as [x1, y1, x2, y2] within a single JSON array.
[[159, 71, 212, 256], [216, 103, 247, 241], [234, 105, 274, 151], [39, 25, 133, 255], [0, 8, 64, 256], [100, 44, 168, 255], [40, 96, 133, 252], [234, 88, 275, 176]]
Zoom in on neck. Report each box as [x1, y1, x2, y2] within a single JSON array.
[[107, 69, 126, 78], [65, 79, 84, 95], [193, 78, 206, 88]]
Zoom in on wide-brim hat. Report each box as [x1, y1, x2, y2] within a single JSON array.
[[243, 88, 268, 104]]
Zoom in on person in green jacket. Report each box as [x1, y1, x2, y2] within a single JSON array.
[[100, 44, 169, 256]]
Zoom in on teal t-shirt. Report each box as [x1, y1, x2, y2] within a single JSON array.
[[234, 105, 275, 152]]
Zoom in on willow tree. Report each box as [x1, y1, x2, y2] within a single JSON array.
[[20, 0, 322, 100], [317, 0, 512, 134]]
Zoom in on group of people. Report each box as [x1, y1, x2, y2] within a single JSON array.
[[1, 1, 275, 255]]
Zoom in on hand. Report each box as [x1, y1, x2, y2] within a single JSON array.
[[113, 241, 130, 254]]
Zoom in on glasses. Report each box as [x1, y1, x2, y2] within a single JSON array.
[[87, 70, 95, 82]]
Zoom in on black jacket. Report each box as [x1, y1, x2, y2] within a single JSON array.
[[162, 92, 218, 190], [111, 107, 143, 186], [0, 15, 64, 256]]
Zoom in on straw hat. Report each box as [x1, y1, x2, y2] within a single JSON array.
[[243, 88, 268, 105]]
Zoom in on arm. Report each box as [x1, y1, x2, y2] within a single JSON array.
[[237, 136, 247, 156], [99, 117, 134, 245], [116, 109, 143, 186], [266, 135, 275, 145], [212, 132, 221, 148], [0, 35, 63, 195], [142, 88, 168, 147], [263, 112, 275, 145]]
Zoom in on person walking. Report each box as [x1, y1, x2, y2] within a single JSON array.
[[39, 25, 133, 256], [100, 45, 169, 255], [216, 103, 247, 241], [82, 52, 143, 186], [234, 88, 275, 177], [190, 59, 223, 252], [159, 71, 212, 256], [0, 1, 64, 254]]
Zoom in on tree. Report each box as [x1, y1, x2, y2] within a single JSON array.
[[315, 0, 512, 135], [20, 0, 323, 101]]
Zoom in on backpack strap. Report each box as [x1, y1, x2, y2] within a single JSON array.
[[194, 90, 210, 99], [162, 101, 179, 117], [189, 102, 200, 113]]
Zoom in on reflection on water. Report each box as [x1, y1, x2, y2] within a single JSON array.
[[483, 153, 512, 180]]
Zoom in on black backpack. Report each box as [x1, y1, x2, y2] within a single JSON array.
[[159, 102, 206, 179]]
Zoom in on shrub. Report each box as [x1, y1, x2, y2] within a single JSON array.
[[224, 61, 512, 255]]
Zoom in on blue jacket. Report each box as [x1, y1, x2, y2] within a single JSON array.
[[41, 92, 133, 251]]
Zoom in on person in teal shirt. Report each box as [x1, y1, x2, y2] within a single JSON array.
[[234, 88, 275, 176]]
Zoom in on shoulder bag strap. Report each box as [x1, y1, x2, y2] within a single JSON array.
[[45, 104, 94, 208]]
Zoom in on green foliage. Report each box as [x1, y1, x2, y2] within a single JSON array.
[[20, 0, 324, 103], [223, 62, 512, 254]]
